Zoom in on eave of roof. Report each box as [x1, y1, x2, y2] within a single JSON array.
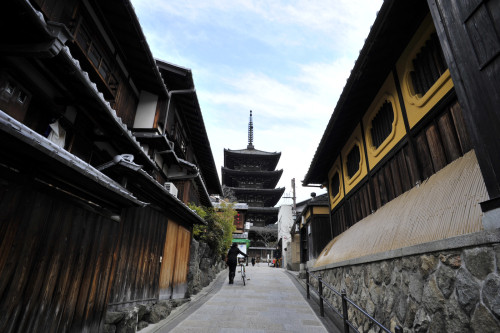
[[92, 0, 168, 97], [221, 167, 283, 188], [98, 157, 206, 225], [224, 148, 281, 171], [157, 60, 222, 195], [303, 0, 428, 185], [0, 112, 145, 209]]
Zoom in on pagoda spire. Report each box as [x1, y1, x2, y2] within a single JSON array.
[[247, 110, 254, 149]]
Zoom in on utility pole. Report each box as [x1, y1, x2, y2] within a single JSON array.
[[291, 178, 296, 217]]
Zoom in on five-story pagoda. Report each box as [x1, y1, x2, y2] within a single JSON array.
[[222, 111, 284, 227]]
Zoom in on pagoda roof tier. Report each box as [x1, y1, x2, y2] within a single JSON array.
[[221, 167, 283, 188], [224, 148, 281, 171], [228, 187, 285, 207], [246, 207, 279, 226], [247, 207, 280, 214]]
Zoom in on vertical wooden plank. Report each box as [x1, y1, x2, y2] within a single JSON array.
[[383, 164, 396, 202], [84, 215, 118, 333], [372, 175, 382, 209], [159, 221, 178, 299], [397, 150, 412, 192], [449, 101, 472, 154], [437, 111, 461, 162], [415, 132, 434, 179], [47, 206, 89, 333], [377, 171, 388, 206], [70, 212, 105, 332], [173, 226, 191, 287], [426, 124, 447, 172], [390, 158, 403, 197]]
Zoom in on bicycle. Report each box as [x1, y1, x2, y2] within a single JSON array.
[[239, 263, 246, 286]]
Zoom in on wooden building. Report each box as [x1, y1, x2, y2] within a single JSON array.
[[303, 0, 500, 265], [296, 194, 330, 265], [0, 1, 220, 332]]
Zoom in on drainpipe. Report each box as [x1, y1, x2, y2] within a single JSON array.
[[163, 88, 196, 134]]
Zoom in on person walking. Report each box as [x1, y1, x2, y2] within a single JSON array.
[[226, 243, 248, 284], [251, 257, 256, 266]]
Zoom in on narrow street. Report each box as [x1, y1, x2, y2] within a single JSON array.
[[145, 265, 338, 333]]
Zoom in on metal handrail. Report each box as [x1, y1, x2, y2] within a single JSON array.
[[305, 269, 403, 333]]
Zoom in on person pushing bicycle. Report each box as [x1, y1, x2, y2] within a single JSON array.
[[226, 243, 248, 284]]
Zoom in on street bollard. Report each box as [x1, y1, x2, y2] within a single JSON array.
[[395, 325, 403, 333], [318, 274, 324, 317], [341, 289, 349, 333], [306, 270, 310, 299]]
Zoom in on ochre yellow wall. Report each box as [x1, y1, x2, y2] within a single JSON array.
[[342, 124, 368, 194], [313, 206, 330, 215], [396, 14, 454, 129], [328, 156, 344, 210], [362, 74, 407, 169]]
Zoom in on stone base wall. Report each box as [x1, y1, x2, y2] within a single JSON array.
[[101, 239, 225, 332], [187, 238, 226, 296], [312, 244, 500, 333]]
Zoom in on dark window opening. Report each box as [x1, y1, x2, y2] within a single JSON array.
[[370, 101, 394, 148], [330, 172, 340, 198], [74, 17, 119, 97], [346, 145, 361, 179], [410, 33, 448, 96]]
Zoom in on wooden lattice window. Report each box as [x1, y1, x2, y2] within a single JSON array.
[[346, 145, 361, 179], [330, 172, 340, 198], [370, 101, 394, 149], [410, 33, 447, 96], [74, 18, 119, 96]]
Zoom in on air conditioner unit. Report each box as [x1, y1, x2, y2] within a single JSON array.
[[164, 182, 178, 198]]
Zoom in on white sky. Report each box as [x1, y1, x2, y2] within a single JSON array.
[[130, 0, 383, 204]]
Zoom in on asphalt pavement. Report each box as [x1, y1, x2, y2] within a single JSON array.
[[143, 263, 338, 333]]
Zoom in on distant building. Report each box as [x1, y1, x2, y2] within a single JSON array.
[[222, 111, 285, 227], [277, 205, 293, 268], [222, 111, 284, 261]]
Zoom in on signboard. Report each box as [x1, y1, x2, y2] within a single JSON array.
[[237, 244, 247, 258]]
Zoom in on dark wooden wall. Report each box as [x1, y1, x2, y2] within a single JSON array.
[[309, 216, 332, 260], [331, 98, 472, 238], [107, 207, 167, 310], [428, 0, 500, 201], [0, 177, 120, 333]]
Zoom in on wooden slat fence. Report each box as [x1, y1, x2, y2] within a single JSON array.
[[0, 178, 120, 333]]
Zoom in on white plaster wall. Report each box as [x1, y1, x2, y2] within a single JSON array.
[[133, 90, 158, 128]]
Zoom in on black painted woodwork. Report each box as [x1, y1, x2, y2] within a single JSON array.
[[428, 0, 500, 203]]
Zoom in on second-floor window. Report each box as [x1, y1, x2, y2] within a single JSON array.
[[74, 17, 119, 97], [346, 145, 361, 179], [370, 101, 394, 149], [410, 33, 447, 96], [330, 172, 340, 198]]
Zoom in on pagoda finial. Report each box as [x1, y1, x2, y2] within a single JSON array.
[[247, 110, 254, 149]]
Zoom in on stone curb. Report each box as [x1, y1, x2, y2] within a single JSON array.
[[140, 269, 228, 333]]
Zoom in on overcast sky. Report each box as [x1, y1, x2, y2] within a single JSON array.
[[130, 0, 383, 204]]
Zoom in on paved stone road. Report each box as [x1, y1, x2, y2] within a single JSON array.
[[150, 264, 331, 332]]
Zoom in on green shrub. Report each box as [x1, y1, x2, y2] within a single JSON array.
[[189, 202, 236, 257]]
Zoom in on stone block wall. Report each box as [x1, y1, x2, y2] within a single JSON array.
[[311, 244, 500, 333], [187, 238, 226, 296]]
